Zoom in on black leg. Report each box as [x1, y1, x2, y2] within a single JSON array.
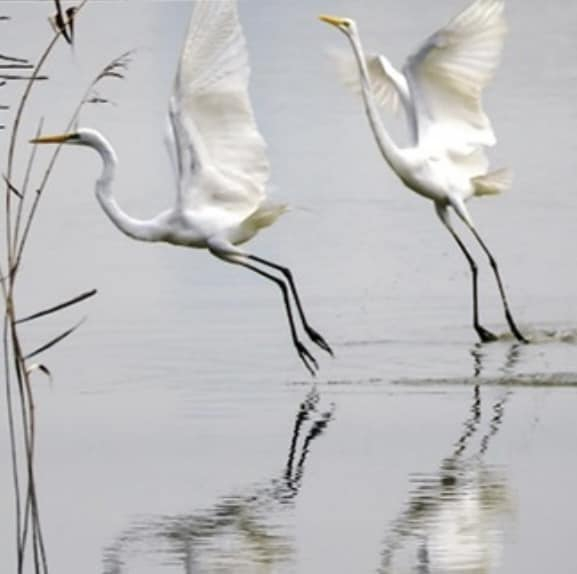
[[235, 260, 319, 376], [435, 205, 497, 343], [469, 228, 528, 344], [248, 255, 333, 356]]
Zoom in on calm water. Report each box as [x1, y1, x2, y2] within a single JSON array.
[[1, 1, 577, 573]]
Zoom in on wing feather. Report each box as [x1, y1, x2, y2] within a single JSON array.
[[328, 49, 420, 143], [404, 0, 507, 154], [328, 48, 403, 114], [169, 0, 269, 213]]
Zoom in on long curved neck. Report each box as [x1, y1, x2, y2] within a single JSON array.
[[92, 135, 159, 242], [380, 58, 418, 144], [347, 30, 405, 173]]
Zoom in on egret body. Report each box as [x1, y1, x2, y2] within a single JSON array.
[[33, 0, 332, 374], [320, 0, 527, 343]]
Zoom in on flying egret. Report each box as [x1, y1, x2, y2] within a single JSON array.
[[320, 0, 528, 343], [31, 0, 332, 375]]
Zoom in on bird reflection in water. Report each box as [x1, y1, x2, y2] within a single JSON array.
[[379, 382, 514, 573], [102, 388, 334, 573], [470, 340, 523, 379]]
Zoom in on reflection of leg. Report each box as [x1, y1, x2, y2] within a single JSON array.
[[480, 390, 511, 455], [504, 343, 522, 374], [293, 404, 334, 484], [284, 389, 334, 497], [248, 255, 333, 356], [285, 388, 319, 484], [435, 204, 497, 343], [471, 342, 485, 377], [469, 227, 528, 344], [453, 384, 482, 458]]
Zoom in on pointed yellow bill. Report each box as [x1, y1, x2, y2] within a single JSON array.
[[319, 14, 348, 27], [30, 133, 75, 144]]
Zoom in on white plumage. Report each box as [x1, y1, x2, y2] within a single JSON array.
[[405, 0, 507, 154], [170, 0, 269, 214], [321, 0, 527, 343], [32, 0, 332, 374], [328, 49, 405, 115]]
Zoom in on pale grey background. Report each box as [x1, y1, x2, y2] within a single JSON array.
[[1, 1, 576, 573]]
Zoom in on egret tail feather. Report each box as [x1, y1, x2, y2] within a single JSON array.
[[472, 168, 513, 197], [244, 201, 288, 232]]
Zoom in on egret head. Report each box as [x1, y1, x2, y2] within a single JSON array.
[[30, 128, 104, 148], [319, 14, 356, 36], [30, 128, 112, 156]]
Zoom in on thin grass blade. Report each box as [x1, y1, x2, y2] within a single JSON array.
[[16, 289, 97, 324], [24, 318, 86, 360], [3, 174, 22, 198]]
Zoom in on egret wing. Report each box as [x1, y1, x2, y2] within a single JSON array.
[[329, 49, 420, 144], [169, 0, 269, 213], [449, 146, 489, 182], [403, 0, 507, 154]]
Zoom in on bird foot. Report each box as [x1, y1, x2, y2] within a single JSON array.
[[505, 312, 530, 344], [476, 325, 499, 343], [296, 341, 318, 377], [512, 330, 529, 344], [304, 326, 334, 357]]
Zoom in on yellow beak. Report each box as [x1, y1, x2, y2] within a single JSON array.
[[319, 14, 347, 27], [30, 133, 75, 144]]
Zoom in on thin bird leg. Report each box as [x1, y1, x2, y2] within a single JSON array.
[[236, 260, 319, 376], [468, 227, 528, 344], [247, 255, 333, 356], [435, 205, 498, 343]]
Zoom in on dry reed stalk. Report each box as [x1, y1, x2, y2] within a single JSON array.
[[2, 3, 130, 572]]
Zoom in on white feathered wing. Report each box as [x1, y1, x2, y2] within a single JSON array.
[[328, 49, 403, 113], [404, 0, 507, 156], [167, 0, 270, 217]]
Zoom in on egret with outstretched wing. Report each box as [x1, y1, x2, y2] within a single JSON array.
[[32, 0, 332, 374], [320, 0, 527, 343]]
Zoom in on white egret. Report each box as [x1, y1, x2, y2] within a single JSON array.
[[31, 0, 332, 375], [320, 0, 527, 343]]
